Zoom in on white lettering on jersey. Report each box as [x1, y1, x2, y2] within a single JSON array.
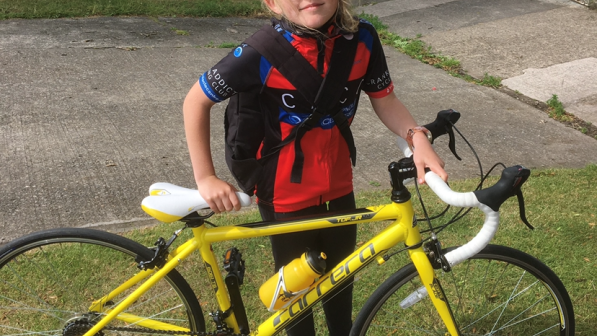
[[282, 93, 296, 109]]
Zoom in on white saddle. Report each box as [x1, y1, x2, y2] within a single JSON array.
[[141, 182, 252, 223]]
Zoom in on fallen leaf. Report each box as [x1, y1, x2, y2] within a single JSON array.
[[584, 257, 590, 262]]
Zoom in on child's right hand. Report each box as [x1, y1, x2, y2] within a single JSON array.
[[196, 175, 241, 214]]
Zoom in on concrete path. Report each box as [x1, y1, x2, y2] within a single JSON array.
[[1, 0, 597, 243], [360, 0, 597, 124]]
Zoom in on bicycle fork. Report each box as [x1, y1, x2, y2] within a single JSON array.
[[409, 245, 460, 336]]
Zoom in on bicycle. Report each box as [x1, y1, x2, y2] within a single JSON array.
[[0, 110, 574, 336]]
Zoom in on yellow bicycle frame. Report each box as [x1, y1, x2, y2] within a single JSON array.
[[83, 199, 459, 336]]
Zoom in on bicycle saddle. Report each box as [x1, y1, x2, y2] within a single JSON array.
[[141, 182, 252, 223]]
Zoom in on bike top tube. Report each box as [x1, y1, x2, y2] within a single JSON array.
[[197, 202, 409, 244]]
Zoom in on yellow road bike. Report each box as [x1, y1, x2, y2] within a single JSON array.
[[0, 111, 574, 335]]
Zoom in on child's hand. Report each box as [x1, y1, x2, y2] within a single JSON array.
[[411, 134, 448, 184], [196, 176, 241, 213]]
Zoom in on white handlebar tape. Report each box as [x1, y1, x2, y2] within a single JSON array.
[[425, 172, 500, 267], [445, 204, 499, 266], [424, 172, 479, 208]]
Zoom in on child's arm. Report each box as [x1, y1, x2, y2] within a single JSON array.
[[369, 92, 448, 184], [183, 82, 241, 213]]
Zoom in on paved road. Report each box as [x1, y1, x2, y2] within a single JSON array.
[[1, 0, 596, 243]]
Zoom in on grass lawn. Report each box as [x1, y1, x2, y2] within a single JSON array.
[[0, 0, 264, 19]]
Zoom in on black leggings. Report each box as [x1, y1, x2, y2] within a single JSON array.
[[259, 192, 357, 336]]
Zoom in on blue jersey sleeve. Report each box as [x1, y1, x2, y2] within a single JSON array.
[[199, 43, 263, 103]]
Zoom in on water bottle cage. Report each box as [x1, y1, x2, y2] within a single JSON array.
[[267, 266, 310, 312]]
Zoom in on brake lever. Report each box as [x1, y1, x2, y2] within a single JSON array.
[[516, 191, 534, 230], [446, 127, 461, 161], [474, 165, 534, 230], [423, 109, 462, 160]]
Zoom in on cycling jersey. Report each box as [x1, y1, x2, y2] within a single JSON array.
[[200, 18, 394, 212]]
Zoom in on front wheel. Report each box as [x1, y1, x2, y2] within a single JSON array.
[[0, 228, 205, 335], [351, 244, 574, 335]]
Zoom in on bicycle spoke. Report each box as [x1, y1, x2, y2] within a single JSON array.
[[0, 324, 62, 336], [489, 268, 525, 333], [450, 256, 473, 322], [4, 265, 58, 312], [496, 294, 552, 331], [462, 258, 491, 328], [529, 324, 561, 336], [353, 246, 572, 336], [462, 275, 542, 332], [36, 246, 72, 295], [0, 278, 66, 322], [494, 306, 557, 333], [0, 305, 75, 316]]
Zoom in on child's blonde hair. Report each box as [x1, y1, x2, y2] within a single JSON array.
[[262, 0, 360, 34]]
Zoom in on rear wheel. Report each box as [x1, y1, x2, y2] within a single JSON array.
[[351, 244, 574, 335], [0, 228, 205, 335]]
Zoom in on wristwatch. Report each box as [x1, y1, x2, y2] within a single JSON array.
[[406, 126, 432, 151]]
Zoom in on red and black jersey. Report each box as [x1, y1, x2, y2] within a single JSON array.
[[200, 18, 394, 212]]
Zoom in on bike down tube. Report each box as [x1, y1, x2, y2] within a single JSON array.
[[202, 204, 405, 244], [251, 201, 414, 336], [82, 238, 200, 336]]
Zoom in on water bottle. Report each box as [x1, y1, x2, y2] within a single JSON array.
[[259, 250, 327, 311]]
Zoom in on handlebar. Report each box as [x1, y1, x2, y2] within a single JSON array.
[[393, 109, 533, 266], [394, 128, 533, 307], [425, 165, 531, 267]]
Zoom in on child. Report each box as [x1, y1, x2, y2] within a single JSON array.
[[183, 0, 448, 334]]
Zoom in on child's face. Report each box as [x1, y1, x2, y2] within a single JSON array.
[[264, 0, 339, 29]]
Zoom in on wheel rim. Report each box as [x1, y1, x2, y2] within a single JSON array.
[[360, 254, 568, 335], [0, 237, 198, 335]]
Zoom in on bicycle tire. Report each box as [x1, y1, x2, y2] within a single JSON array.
[[351, 244, 574, 336], [0, 228, 205, 335]]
